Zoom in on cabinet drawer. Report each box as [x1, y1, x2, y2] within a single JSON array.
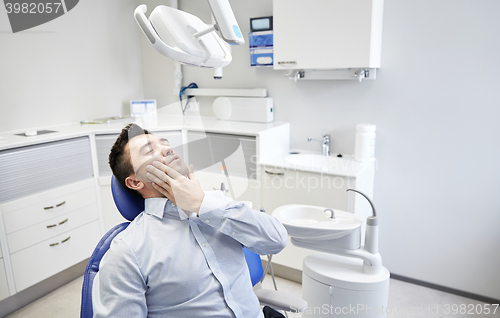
[[0, 259, 10, 301], [11, 220, 101, 292], [7, 203, 99, 254], [0, 137, 93, 202], [260, 167, 350, 214], [3, 181, 96, 234]]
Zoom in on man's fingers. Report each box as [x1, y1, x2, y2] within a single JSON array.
[[146, 171, 171, 186], [159, 163, 183, 179], [147, 164, 171, 184], [152, 182, 175, 203], [187, 164, 197, 181]]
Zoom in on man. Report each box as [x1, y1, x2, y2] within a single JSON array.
[[92, 123, 288, 317]]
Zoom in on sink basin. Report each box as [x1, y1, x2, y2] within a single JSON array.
[[285, 154, 343, 169], [272, 204, 362, 241]]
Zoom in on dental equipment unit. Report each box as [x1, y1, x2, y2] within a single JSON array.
[[273, 189, 390, 317], [134, 0, 244, 69]]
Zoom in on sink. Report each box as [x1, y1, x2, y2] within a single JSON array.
[[285, 154, 343, 169], [272, 204, 362, 241]]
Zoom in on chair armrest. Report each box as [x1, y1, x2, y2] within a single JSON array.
[[254, 288, 308, 313]]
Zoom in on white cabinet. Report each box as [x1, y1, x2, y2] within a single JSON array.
[[196, 171, 260, 206], [0, 137, 94, 202], [0, 259, 9, 301], [260, 166, 351, 214], [187, 131, 260, 206], [273, 0, 384, 70], [0, 137, 99, 293], [10, 220, 101, 292], [4, 181, 98, 255], [1, 235, 8, 301]]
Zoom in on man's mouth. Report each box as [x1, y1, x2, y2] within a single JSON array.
[[167, 156, 179, 165]]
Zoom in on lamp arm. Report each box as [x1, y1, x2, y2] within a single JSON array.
[[207, 0, 244, 45]]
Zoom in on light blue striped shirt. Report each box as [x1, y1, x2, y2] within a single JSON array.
[[92, 191, 288, 317]]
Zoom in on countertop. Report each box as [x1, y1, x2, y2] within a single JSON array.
[[260, 149, 374, 177], [0, 115, 288, 151], [0, 115, 370, 177]]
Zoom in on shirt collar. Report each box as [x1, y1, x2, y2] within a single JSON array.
[[144, 197, 189, 220]]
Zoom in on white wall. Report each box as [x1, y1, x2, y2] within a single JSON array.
[[0, 0, 144, 131], [140, 0, 500, 299]]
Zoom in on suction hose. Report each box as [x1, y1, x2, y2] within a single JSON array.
[[346, 189, 376, 217], [347, 189, 378, 254]]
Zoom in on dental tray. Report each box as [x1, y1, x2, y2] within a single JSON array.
[[15, 130, 58, 137]]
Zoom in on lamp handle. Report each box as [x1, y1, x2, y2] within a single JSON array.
[[134, 5, 158, 45]]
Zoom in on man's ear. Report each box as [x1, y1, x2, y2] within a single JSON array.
[[125, 174, 145, 191]]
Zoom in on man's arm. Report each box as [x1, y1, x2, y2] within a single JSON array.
[[146, 162, 287, 255], [198, 190, 288, 255], [92, 238, 147, 317]]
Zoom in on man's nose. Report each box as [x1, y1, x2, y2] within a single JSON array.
[[155, 144, 173, 157]]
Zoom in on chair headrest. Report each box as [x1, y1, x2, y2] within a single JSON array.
[[111, 175, 145, 221]]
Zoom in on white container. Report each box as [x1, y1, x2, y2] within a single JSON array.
[[302, 253, 390, 318], [354, 124, 376, 162], [212, 97, 274, 123]]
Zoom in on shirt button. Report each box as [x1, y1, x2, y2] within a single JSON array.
[[202, 243, 206, 247], [214, 269, 219, 273], [227, 296, 231, 300], [232, 231, 236, 235], [205, 219, 210, 223]]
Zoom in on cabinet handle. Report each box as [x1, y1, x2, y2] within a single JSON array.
[[56, 201, 66, 207], [46, 218, 69, 229], [265, 170, 285, 176], [49, 236, 71, 247], [277, 61, 297, 65], [43, 201, 66, 210]]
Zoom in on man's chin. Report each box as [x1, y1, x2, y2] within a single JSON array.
[[169, 161, 189, 176]]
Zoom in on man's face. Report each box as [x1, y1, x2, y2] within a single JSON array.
[[127, 134, 189, 182]]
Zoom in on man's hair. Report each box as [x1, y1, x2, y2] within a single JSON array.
[[109, 123, 149, 197]]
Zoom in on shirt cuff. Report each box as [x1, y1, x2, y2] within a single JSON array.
[[197, 191, 232, 224]]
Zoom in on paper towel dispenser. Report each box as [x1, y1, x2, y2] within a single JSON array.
[[212, 97, 274, 123]]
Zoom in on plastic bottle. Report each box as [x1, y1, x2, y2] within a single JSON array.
[[354, 124, 376, 162]]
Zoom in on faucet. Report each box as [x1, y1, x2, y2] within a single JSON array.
[[307, 134, 330, 156], [324, 208, 335, 219]]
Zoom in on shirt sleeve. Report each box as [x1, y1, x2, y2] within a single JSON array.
[[197, 191, 288, 255], [92, 237, 147, 318]]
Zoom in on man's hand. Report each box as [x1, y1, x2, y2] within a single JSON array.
[[146, 162, 205, 213]]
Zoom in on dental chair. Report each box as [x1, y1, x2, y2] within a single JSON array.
[[80, 176, 306, 318]]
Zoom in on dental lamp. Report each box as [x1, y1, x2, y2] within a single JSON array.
[[134, 0, 244, 69]]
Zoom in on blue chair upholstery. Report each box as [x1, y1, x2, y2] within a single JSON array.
[[81, 175, 267, 317], [80, 222, 129, 318], [243, 247, 265, 286], [110, 175, 144, 221]]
